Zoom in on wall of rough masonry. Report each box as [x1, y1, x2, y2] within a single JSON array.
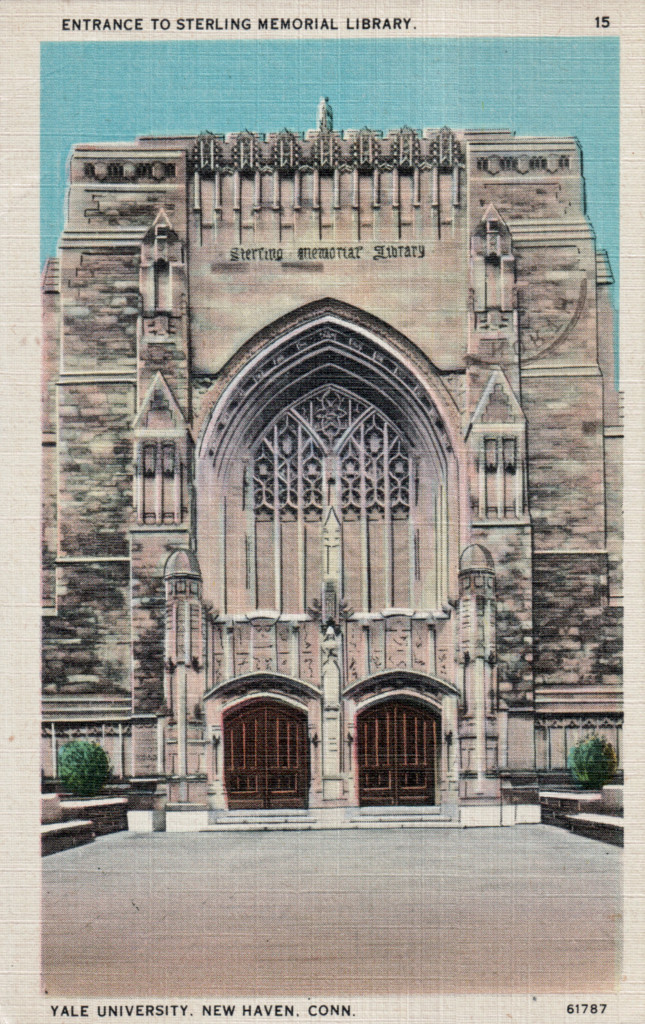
[[471, 526, 534, 696], [522, 375, 606, 551], [59, 251, 139, 370], [596, 272, 620, 424], [474, 179, 583, 223], [42, 562, 130, 695], [41, 444, 57, 609], [467, 137, 583, 229], [57, 382, 135, 558], [604, 433, 623, 600], [595, 606, 623, 686], [532, 552, 617, 689], [46, 153, 191, 721], [515, 250, 597, 365], [67, 143, 188, 234]]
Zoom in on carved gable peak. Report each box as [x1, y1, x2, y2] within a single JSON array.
[[469, 369, 524, 431], [142, 208, 179, 247], [482, 203, 507, 227], [134, 372, 186, 432], [474, 204, 510, 238], [153, 207, 174, 230]]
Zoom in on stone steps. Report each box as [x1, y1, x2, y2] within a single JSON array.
[[353, 805, 444, 816], [202, 808, 456, 832], [350, 819, 457, 829]]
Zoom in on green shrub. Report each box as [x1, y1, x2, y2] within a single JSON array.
[[567, 735, 617, 790], [57, 741, 111, 798]]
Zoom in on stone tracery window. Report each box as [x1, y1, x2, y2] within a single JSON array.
[[252, 386, 411, 523]]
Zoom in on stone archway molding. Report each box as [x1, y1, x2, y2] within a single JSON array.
[[353, 688, 445, 715], [196, 298, 465, 477], [204, 671, 320, 708], [344, 669, 460, 708]]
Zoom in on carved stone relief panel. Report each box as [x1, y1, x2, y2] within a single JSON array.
[[385, 616, 410, 671], [345, 620, 363, 684], [435, 623, 453, 683], [234, 624, 251, 677], [300, 621, 319, 685], [211, 623, 224, 685], [369, 621, 385, 674], [252, 621, 275, 673], [411, 619, 428, 672], [276, 622, 291, 676]]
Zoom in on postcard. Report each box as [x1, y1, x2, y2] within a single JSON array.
[[1, 3, 643, 1023]]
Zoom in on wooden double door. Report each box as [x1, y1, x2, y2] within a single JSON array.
[[224, 699, 310, 809], [357, 699, 439, 806]]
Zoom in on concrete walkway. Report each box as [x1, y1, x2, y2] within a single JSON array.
[[42, 825, 621, 997]]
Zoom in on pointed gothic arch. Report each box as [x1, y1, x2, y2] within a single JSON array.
[[196, 305, 466, 621], [195, 299, 464, 461]]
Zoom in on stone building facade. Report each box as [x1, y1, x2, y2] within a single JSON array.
[[41, 109, 622, 821]]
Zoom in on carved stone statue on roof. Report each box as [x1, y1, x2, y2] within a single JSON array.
[[317, 96, 333, 131]]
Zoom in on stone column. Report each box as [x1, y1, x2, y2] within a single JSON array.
[[153, 780, 168, 831], [321, 626, 343, 801], [164, 548, 203, 805], [177, 662, 188, 802], [474, 655, 486, 793], [458, 545, 496, 799], [441, 694, 459, 819], [207, 721, 226, 816], [156, 716, 166, 775], [320, 500, 345, 803]]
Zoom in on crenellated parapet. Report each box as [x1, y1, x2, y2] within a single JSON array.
[[190, 125, 465, 176]]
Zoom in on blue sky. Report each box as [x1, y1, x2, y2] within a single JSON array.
[[41, 38, 619, 289]]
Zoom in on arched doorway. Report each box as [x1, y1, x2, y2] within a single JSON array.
[[357, 698, 439, 806], [223, 699, 310, 809]]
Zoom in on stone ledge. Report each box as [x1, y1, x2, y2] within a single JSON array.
[[42, 819, 95, 856], [539, 789, 624, 847], [564, 813, 623, 847], [59, 797, 128, 810], [59, 798, 128, 836], [42, 819, 93, 833], [539, 791, 603, 803], [571, 812, 622, 826]]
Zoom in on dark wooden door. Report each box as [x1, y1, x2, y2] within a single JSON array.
[[224, 700, 309, 809], [357, 699, 438, 806]]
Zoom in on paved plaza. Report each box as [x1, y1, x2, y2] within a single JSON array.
[[42, 825, 621, 998]]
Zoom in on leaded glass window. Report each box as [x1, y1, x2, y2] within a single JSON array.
[[252, 386, 411, 522]]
